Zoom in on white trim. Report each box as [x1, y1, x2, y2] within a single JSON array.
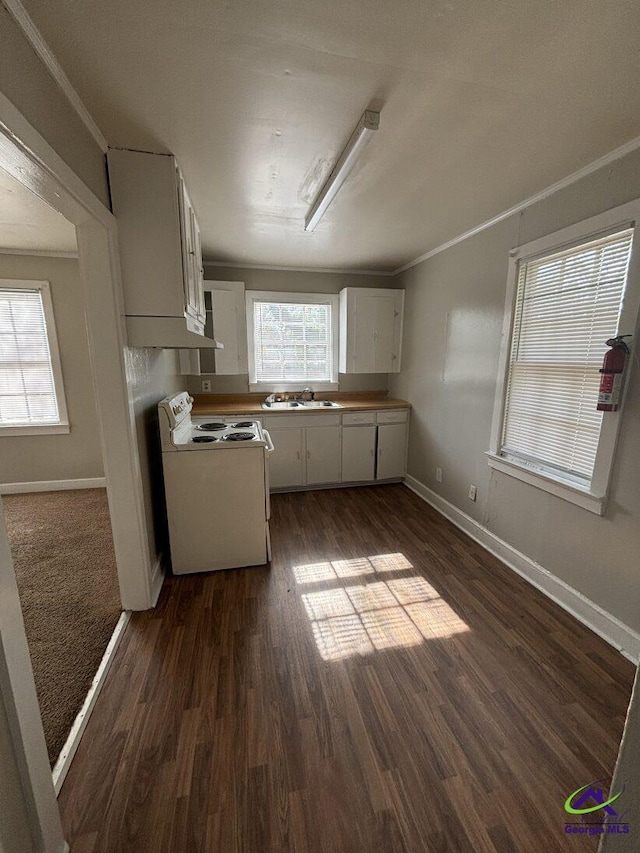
[[149, 554, 165, 606], [0, 477, 106, 494], [246, 290, 340, 386], [394, 134, 640, 275], [485, 453, 605, 515], [0, 248, 78, 259], [52, 611, 130, 795], [488, 200, 640, 510], [204, 260, 394, 277], [0, 279, 70, 433], [0, 424, 70, 436], [2, 0, 108, 153], [404, 475, 640, 663]]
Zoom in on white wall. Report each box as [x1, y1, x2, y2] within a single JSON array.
[[390, 146, 640, 636], [0, 254, 104, 485], [194, 264, 394, 394], [123, 347, 182, 564]]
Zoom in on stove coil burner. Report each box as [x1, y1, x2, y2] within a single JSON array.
[[195, 422, 227, 431], [223, 432, 254, 442], [232, 421, 255, 428], [192, 436, 218, 443]]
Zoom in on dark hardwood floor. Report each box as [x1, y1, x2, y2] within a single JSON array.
[[58, 485, 635, 852]]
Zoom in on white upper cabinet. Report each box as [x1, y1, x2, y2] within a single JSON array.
[[108, 149, 219, 348], [339, 287, 404, 373]]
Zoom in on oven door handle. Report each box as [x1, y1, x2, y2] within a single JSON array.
[[263, 429, 275, 455]]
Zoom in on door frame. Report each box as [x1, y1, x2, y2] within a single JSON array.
[[0, 92, 154, 850], [0, 92, 154, 610]]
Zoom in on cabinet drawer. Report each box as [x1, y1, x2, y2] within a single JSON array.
[[376, 409, 409, 424], [342, 411, 375, 426], [265, 414, 340, 429]]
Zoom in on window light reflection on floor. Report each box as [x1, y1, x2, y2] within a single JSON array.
[[295, 554, 469, 661]]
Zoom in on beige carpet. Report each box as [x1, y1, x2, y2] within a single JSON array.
[[3, 488, 122, 766]]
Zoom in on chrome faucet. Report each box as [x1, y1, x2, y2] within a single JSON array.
[[298, 388, 315, 401]]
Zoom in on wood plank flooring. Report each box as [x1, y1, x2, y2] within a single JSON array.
[[58, 485, 635, 852]]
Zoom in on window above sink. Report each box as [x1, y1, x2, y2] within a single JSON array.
[[247, 290, 339, 392]]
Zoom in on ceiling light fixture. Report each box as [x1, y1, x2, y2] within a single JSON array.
[[304, 109, 380, 232]]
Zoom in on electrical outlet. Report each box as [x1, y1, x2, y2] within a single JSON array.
[[202, 379, 212, 392], [468, 484, 477, 502], [435, 467, 443, 483]]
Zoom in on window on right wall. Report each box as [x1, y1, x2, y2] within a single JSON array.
[[488, 201, 640, 515]]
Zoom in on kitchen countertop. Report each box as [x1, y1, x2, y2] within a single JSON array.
[[191, 391, 410, 416]]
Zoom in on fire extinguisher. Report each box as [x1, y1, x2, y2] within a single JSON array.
[[597, 335, 632, 412]]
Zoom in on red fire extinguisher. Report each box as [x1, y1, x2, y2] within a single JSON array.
[[597, 335, 632, 412]]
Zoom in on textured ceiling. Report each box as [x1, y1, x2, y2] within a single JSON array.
[[0, 167, 77, 252], [23, 0, 640, 270]]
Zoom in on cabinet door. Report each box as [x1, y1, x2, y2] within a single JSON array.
[[306, 426, 341, 485], [191, 210, 205, 326], [353, 294, 396, 373], [341, 426, 376, 482], [211, 289, 240, 374], [268, 428, 305, 489], [376, 423, 407, 480]]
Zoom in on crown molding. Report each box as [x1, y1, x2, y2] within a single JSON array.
[[204, 260, 395, 277], [394, 134, 640, 275], [0, 247, 78, 258], [3, 0, 108, 153]]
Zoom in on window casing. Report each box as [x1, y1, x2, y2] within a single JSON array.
[[0, 280, 69, 435], [488, 202, 640, 514], [246, 291, 339, 390]]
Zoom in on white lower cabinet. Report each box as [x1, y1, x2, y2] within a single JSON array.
[[306, 426, 342, 485], [342, 426, 376, 482], [265, 409, 408, 491], [268, 427, 305, 489], [376, 423, 408, 480]]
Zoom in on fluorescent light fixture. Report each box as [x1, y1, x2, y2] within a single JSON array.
[[304, 110, 380, 232]]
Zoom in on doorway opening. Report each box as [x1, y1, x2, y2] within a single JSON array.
[[0, 165, 123, 772]]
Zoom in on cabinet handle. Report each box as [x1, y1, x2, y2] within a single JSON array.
[[307, 450, 311, 460], [370, 448, 374, 456], [296, 451, 301, 460]]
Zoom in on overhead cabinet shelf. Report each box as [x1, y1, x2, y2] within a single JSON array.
[[107, 149, 222, 349]]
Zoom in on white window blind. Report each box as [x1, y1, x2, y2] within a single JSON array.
[[501, 228, 633, 486], [252, 300, 333, 383], [0, 288, 61, 426]]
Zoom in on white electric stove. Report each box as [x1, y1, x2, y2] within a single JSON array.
[[158, 392, 274, 574]]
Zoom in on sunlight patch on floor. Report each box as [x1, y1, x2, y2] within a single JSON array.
[[294, 553, 411, 585], [295, 554, 469, 661]]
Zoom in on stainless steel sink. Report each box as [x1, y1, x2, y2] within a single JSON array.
[[261, 400, 302, 409], [261, 399, 342, 409]]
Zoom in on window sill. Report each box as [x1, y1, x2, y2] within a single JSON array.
[[485, 452, 606, 515], [0, 423, 70, 437], [249, 382, 339, 393]]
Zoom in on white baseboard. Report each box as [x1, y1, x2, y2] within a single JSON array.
[[404, 475, 640, 663], [52, 611, 131, 795], [0, 477, 106, 495], [150, 553, 165, 607]]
